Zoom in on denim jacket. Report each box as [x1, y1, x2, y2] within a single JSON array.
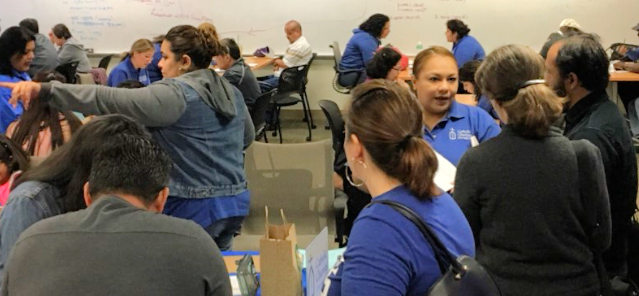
[[0, 181, 62, 279], [40, 69, 254, 199]]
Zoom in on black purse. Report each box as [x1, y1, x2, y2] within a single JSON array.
[[370, 200, 501, 296]]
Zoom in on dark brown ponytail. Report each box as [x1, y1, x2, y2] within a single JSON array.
[[347, 79, 441, 200]]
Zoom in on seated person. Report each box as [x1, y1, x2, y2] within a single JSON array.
[[323, 80, 474, 296], [18, 18, 59, 77], [0, 115, 149, 278], [445, 19, 485, 69], [459, 60, 499, 119], [540, 18, 583, 59], [615, 24, 639, 136], [147, 35, 164, 83], [259, 20, 312, 93], [0, 27, 35, 133], [0, 135, 29, 206], [365, 46, 409, 88], [339, 14, 390, 87], [107, 39, 155, 87], [6, 70, 82, 157], [412, 46, 500, 166], [1, 131, 231, 296], [49, 23, 92, 73], [215, 38, 261, 105]]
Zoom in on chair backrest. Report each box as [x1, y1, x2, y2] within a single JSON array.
[[250, 89, 276, 136], [276, 64, 308, 94], [243, 139, 335, 239], [302, 53, 317, 86], [55, 61, 79, 84], [98, 55, 113, 70], [318, 100, 345, 166], [330, 42, 342, 71]]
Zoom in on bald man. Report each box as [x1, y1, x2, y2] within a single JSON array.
[[259, 20, 312, 92]]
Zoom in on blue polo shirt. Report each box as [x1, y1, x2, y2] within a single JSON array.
[[423, 100, 501, 165], [107, 56, 150, 87], [452, 35, 485, 69], [626, 47, 639, 61], [0, 70, 30, 133]]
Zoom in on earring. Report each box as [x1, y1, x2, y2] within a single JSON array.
[[345, 159, 367, 187]]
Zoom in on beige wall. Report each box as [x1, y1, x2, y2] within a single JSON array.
[[89, 55, 351, 111]]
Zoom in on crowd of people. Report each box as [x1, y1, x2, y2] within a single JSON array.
[[0, 13, 636, 296]]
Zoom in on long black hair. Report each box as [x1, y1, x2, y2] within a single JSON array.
[[446, 19, 470, 39], [10, 71, 82, 156], [14, 115, 151, 213], [359, 14, 390, 39], [0, 135, 29, 183], [0, 27, 35, 75]]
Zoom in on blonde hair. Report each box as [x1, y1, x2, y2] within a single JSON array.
[[412, 46, 457, 77], [197, 22, 220, 41], [122, 39, 153, 59], [476, 44, 564, 138], [347, 79, 440, 200]]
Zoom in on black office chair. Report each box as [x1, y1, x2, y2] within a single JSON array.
[[299, 53, 317, 131], [249, 89, 276, 143], [98, 55, 113, 70], [330, 41, 364, 94], [271, 63, 313, 143], [55, 61, 79, 84], [318, 99, 348, 247]]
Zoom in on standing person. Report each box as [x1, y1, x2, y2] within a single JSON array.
[[259, 20, 312, 92], [456, 44, 611, 296], [2, 131, 232, 296], [214, 38, 261, 106], [6, 70, 82, 157], [49, 24, 92, 73], [540, 18, 583, 59], [18, 18, 59, 77], [107, 39, 155, 87], [0, 27, 35, 133], [445, 19, 485, 69], [339, 14, 390, 87], [147, 35, 164, 83], [1, 24, 254, 251], [322, 80, 474, 296], [412, 46, 500, 166], [546, 34, 638, 280]]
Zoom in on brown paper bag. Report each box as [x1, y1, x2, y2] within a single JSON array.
[[259, 207, 303, 296]]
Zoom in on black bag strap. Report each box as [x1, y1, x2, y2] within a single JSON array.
[[369, 200, 464, 275]]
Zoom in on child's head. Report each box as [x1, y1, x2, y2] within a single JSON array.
[[0, 136, 29, 184]]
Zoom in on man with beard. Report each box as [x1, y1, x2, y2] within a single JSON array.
[[545, 34, 638, 282]]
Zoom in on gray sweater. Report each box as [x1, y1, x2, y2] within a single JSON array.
[[454, 126, 611, 296], [57, 37, 92, 73], [1, 195, 232, 296]]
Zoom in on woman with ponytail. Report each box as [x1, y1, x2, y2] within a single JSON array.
[[0, 25, 254, 251], [322, 79, 474, 296], [454, 44, 610, 296]]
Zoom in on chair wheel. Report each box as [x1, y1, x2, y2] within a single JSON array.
[[272, 131, 277, 137], [306, 136, 312, 142], [311, 125, 317, 129], [324, 124, 330, 130]]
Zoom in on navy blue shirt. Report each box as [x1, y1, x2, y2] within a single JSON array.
[[452, 35, 485, 69], [107, 56, 150, 87], [423, 100, 501, 165], [162, 190, 250, 229], [147, 43, 163, 83], [323, 186, 475, 296]]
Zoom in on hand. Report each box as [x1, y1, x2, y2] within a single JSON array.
[[332, 172, 344, 191], [618, 45, 628, 55], [614, 61, 625, 70], [0, 81, 42, 108]]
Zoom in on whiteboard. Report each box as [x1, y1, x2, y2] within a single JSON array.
[[1, 0, 639, 56]]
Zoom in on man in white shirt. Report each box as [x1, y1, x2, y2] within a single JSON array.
[[259, 20, 312, 92]]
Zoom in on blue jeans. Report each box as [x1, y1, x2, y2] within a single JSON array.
[[204, 216, 245, 251], [259, 75, 279, 93]]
